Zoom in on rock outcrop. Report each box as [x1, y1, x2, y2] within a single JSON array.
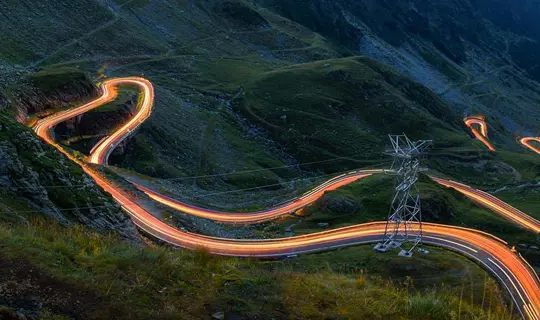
[[10, 68, 98, 120], [317, 194, 360, 215], [0, 124, 138, 240]]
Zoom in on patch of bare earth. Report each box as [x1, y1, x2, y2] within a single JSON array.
[[0, 257, 124, 319]]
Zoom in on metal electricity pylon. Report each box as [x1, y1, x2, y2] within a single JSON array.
[[374, 134, 432, 257]]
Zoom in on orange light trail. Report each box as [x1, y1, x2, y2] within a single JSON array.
[[464, 116, 496, 151], [88, 78, 154, 165], [521, 137, 540, 155], [32, 78, 540, 319], [134, 170, 382, 224], [431, 177, 540, 234]]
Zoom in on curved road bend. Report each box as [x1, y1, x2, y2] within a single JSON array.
[[134, 173, 540, 232], [34, 77, 154, 165], [33, 78, 540, 319], [134, 170, 383, 224], [432, 178, 540, 234], [521, 137, 540, 155], [464, 117, 540, 156], [464, 116, 497, 152]]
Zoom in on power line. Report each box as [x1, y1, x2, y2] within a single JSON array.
[[374, 134, 432, 258], [159, 154, 386, 182], [1, 163, 390, 215], [0, 204, 119, 215], [178, 165, 388, 200], [2, 156, 390, 190]]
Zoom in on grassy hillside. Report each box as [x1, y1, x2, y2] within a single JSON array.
[[2, 0, 538, 190], [236, 56, 467, 169], [2, 0, 536, 262], [232, 56, 539, 184], [282, 174, 533, 238]]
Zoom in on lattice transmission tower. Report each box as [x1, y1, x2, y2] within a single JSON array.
[[374, 134, 432, 257]]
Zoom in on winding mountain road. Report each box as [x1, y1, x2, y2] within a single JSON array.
[[464, 116, 497, 151], [521, 137, 540, 155], [32, 77, 540, 319], [133, 170, 382, 224], [464, 116, 540, 156], [432, 178, 540, 234]]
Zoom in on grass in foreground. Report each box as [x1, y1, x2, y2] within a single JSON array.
[[0, 218, 517, 319]]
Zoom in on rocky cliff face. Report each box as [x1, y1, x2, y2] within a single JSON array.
[[0, 128, 136, 240], [0, 91, 7, 111], [469, 0, 540, 81]]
